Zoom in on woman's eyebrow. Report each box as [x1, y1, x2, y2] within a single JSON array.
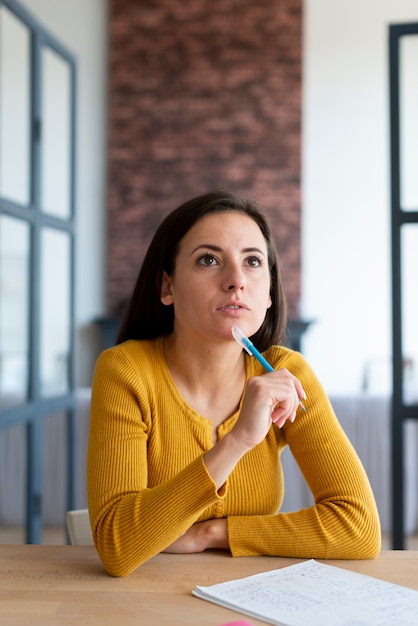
[[190, 244, 266, 256], [190, 244, 222, 255]]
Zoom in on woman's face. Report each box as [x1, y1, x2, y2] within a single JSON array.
[[160, 211, 272, 344]]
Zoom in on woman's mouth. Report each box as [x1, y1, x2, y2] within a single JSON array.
[[217, 303, 248, 315]]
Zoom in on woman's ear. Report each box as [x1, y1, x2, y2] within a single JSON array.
[[160, 271, 174, 305]]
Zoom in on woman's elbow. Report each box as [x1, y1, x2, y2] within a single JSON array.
[[343, 502, 382, 560], [94, 539, 141, 577]]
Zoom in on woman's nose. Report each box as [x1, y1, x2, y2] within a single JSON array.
[[223, 266, 246, 291]]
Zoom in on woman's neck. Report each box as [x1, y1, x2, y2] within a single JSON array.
[[163, 332, 246, 395], [163, 333, 247, 435]]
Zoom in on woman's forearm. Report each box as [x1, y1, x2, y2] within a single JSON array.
[[203, 431, 250, 490]]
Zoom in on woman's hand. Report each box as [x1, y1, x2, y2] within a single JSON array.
[[232, 368, 306, 449], [162, 519, 229, 554], [203, 368, 305, 490]]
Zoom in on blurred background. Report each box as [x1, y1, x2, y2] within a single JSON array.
[[0, 0, 417, 546]]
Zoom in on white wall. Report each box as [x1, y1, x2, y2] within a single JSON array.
[[19, 0, 108, 386], [302, 0, 418, 395]]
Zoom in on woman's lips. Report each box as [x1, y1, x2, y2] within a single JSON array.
[[217, 303, 249, 315]]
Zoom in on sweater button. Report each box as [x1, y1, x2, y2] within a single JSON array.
[[214, 503, 223, 518]]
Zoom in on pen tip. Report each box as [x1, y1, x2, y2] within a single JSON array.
[[231, 325, 242, 339], [232, 326, 253, 356]]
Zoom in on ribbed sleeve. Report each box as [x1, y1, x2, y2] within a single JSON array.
[[228, 349, 381, 560], [87, 339, 381, 577]]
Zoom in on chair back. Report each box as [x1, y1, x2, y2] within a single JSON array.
[[66, 509, 94, 545]]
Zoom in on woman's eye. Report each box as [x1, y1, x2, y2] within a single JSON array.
[[198, 254, 218, 266], [246, 256, 262, 267]]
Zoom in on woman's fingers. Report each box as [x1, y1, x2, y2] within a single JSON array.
[[278, 368, 306, 404], [272, 409, 297, 428], [235, 367, 305, 444], [242, 368, 305, 427], [267, 368, 305, 427]]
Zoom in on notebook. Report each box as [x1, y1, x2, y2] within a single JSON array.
[[193, 559, 418, 626]]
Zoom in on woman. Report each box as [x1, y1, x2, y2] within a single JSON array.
[[87, 190, 381, 577]]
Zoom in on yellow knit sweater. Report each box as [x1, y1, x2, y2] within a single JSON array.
[[87, 338, 381, 577]]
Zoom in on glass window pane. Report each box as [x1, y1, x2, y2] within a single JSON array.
[[40, 228, 71, 396], [401, 225, 418, 404], [0, 423, 26, 542], [0, 216, 30, 407], [41, 47, 71, 219], [400, 35, 418, 211], [0, 6, 30, 206], [42, 411, 67, 530]]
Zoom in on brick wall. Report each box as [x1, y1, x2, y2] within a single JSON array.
[[107, 0, 302, 319]]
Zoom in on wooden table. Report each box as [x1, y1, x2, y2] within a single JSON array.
[[0, 546, 417, 625]]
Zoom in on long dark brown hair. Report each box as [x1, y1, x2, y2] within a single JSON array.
[[116, 190, 287, 351]]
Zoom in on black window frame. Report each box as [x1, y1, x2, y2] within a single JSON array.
[[0, 0, 77, 543], [389, 21, 418, 550]]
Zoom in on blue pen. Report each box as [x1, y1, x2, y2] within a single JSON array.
[[232, 325, 306, 411]]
